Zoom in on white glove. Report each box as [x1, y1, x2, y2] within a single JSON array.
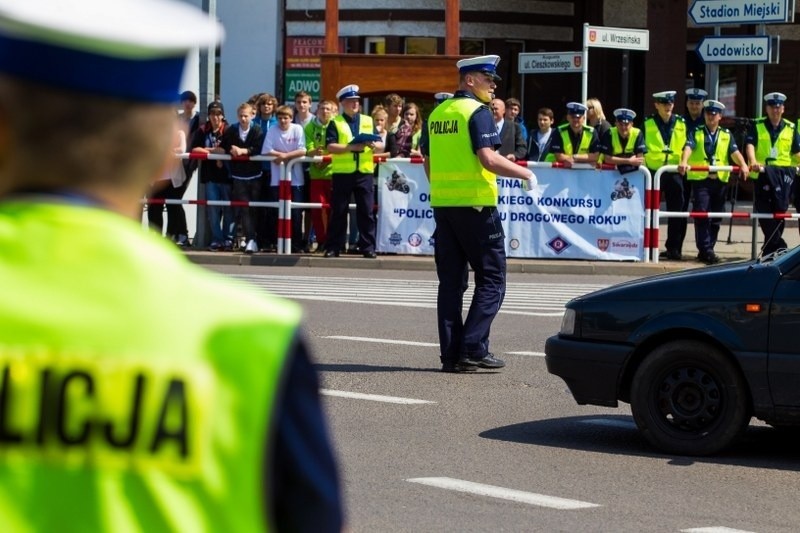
[[524, 172, 538, 192]]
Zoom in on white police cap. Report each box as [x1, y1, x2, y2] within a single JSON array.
[[456, 55, 502, 80], [336, 84, 360, 101], [0, 0, 223, 103], [686, 88, 708, 101], [434, 92, 454, 103], [653, 90, 677, 103], [566, 102, 588, 116], [703, 100, 725, 114], [764, 92, 787, 106], [613, 108, 636, 122]]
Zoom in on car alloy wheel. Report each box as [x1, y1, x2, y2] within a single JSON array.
[[630, 340, 750, 456]]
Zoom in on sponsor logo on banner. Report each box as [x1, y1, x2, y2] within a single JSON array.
[[597, 238, 610, 251], [611, 240, 639, 249], [389, 232, 402, 246], [547, 236, 571, 254], [509, 238, 520, 250], [408, 233, 423, 247]]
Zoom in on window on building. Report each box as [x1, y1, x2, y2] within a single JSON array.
[[366, 37, 385, 54], [460, 40, 484, 55], [405, 37, 437, 55]]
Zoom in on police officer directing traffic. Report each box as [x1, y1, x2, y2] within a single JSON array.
[[421, 55, 537, 373], [0, 0, 343, 530], [745, 92, 800, 256]]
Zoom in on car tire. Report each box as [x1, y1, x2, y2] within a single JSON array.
[[630, 340, 750, 456]]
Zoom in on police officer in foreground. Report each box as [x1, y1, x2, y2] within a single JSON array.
[[421, 55, 537, 373], [644, 90, 690, 260], [679, 100, 749, 265], [0, 0, 343, 531], [745, 92, 800, 256]]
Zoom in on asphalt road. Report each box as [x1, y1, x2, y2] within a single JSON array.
[[209, 265, 800, 533]]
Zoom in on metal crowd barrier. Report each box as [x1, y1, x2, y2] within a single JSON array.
[[156, 153, 656, 259], [651, 165, 800, 263]]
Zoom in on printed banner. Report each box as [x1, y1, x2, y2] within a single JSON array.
[[376, 161, 646, 261]]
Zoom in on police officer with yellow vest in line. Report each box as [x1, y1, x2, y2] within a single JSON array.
[[550, 102, 600, 167], [0, 0, 343, 531], [324, 84, 383, 258], [644, 90, 690, 261], [598, 108, 647, 174], [421, 55, 537, 373], [745, 92, 800, 256], [678, 100, 749, 265]]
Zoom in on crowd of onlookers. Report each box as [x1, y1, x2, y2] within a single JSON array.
[[147, 89, 445, 254], [148, 88, 800, 262]]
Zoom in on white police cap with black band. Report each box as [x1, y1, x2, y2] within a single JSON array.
[[0, 0, 223, 103], [764, 92, 787, 106], [685, 88, 708, 101], [434, 92, 454, 104], [653, 90, 677, 103], [336, 84, 360, 101], [456, 55, 502, 81], [566, 102, 588, 116], [613, 108, 636, 122], [703, 100, 725, 114]]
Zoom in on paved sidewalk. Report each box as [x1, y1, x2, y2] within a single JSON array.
[[184, 220, 794, 277]]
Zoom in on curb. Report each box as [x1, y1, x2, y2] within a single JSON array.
[[184, 250, 750, 276]]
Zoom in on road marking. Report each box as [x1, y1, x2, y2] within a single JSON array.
[[406, 477, 600, 510], [681, 526, 754, 533], [323, 335, 438, 347], [505, 351, 545, 357], [579, 418, 637, 430], [320, 389, 435, 405], [233, 274, 606, 317]]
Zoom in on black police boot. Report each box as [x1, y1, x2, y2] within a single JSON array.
[[460, 353, 506, 369]]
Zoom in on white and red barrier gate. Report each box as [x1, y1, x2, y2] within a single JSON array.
[[156, 153, 656, 260]]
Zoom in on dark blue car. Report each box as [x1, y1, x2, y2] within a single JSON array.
[[545, 248, 800, 455]]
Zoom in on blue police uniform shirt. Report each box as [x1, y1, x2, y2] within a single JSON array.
[[419, 90, 500, 157], [684, 126, 740, 160], [549, 125, 600, 154], [744, 120, 800, 154], [598, 128, 647, 156], [684, 115, 705, 134], [271, 339, 343, 532]]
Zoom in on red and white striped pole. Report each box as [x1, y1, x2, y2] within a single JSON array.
[[277, 162, 292, 254]]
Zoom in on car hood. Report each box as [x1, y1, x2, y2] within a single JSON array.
[[572, 260, 783, 304]]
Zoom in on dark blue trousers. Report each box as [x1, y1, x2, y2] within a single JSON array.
[[661, 171, 691, 254], [327, 172, 376, 253], [691, 177, 727, 256], [433, 206, 506, 363]]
